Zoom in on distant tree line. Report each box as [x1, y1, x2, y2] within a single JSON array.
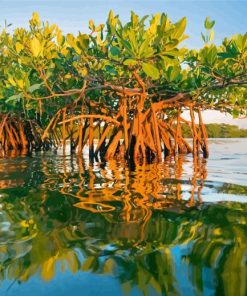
[[182, 123, 247, 138]]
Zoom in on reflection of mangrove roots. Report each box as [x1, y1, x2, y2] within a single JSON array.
[[43, 155, 207, 225]]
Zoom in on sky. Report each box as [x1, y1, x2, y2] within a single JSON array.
[[0, 0, 247, 127]]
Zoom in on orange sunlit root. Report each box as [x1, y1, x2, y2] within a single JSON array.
[[1, 91, 209, 162], [0, 114, 44, 154]]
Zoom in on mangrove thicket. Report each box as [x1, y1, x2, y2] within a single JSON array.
[[0, 12, 246, 161]]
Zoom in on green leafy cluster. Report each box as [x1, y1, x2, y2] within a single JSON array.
[[0, 11, 246, 124]]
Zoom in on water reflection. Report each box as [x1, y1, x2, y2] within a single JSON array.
[[0, 141, 247, 295]]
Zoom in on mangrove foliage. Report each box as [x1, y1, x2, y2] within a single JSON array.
[[0, 12, 246, 161]]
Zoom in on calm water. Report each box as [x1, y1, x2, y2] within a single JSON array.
[[0, 139, 247, 296]]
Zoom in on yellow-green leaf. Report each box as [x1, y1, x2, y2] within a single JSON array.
[[89, 20, 95, 31], [30, 37, 41, 57], [17, 79, 24, 89], [32, 12, 40, 24], [123, 59, 137, 66], [142, 62, 160, 80], [66, 34, 75, 47], [15, 42, 24, 53], [173, 17, 187, 39], [41, 257, 56, 281], [80, 67, 88, 77], [8, 77, 16, 86], [209, 29, 215, 42], [82, 256, 96, 271]]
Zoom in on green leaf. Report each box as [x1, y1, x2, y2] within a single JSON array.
[[142, 63, 160, 80], [89, 20, 95, 31], [218, 52, 235, 59], [167, 65, 180, 82], [173, 17, 187, 39], [209, 29, 215, 42], [204, 17, 215, 30], [207, 45, 217, 65], [131, 11, 139, 27], [201, 33, 206, 43], [232, 109, 240, 118], [77, 34, 90, 49], [232, 109, 239, 118], [28, 83, 43, 93], [139, 39, 155, 58], [120, 40, 135, 56], [110, 46, 121, 57], [6, 93, 22, 104], [123, 59, 137, 66], [105, 65, 117, 75]]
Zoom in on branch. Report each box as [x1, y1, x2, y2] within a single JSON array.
[[152, 93, 190, 111], [59, 114, 121, 126]]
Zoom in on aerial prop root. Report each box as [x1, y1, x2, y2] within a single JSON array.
[[0, 114, 43, 152]]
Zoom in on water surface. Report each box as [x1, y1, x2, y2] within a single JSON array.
[[0, 139, 247, 296]]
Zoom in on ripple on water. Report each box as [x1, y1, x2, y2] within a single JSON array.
[[0, 139, 246, 296]]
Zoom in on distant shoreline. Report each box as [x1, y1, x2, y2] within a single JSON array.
[[182, 123, 247, 138]]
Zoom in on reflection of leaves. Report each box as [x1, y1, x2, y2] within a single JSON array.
[[64, 251, 80, 273], [103, 258, 115, 274], [1, 199, 247, 295], [1, 156, 247, 295], [82, 256, 98, 271], [41, 257, 56, 281]]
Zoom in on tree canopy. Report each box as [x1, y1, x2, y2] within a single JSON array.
[[0, 11, 246, 160]]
